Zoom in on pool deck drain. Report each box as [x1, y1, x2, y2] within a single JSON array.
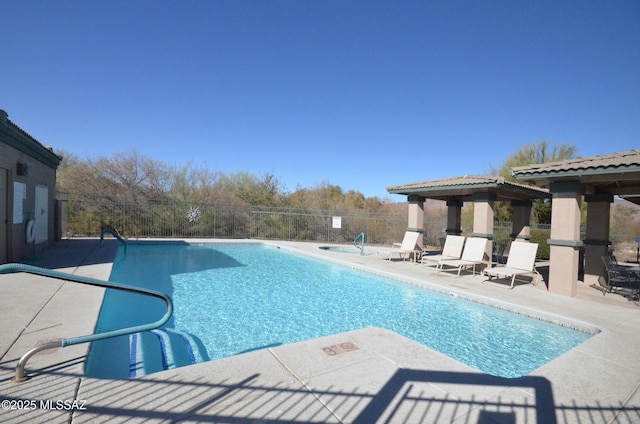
[[1, 238, 640, 423]]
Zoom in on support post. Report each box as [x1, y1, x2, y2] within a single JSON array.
[[547, 182, 583, 296], [470, 192, 496, 261], [583, 194, 613, 287], [445, 200, 462, 236], [407, 195, 425, 249], [511, 200, 532, 242]]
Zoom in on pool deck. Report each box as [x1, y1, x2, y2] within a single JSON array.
[[1, 238, 639, 423]]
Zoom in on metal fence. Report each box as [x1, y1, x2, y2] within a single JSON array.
[[62, 196, 449, 246], [59, 194, 635, 258], [62, 196, 547, 255]]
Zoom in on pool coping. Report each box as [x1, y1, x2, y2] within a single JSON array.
[[1, 238, 639, 423]]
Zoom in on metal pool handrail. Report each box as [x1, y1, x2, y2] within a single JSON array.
[[0, 263, 173, 383], [354, 232, 366, 255], [100, 228, 127, 252]]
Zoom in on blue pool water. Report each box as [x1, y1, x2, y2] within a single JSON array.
[[86, 243, 593, 379]]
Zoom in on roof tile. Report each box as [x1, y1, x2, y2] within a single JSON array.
[[387, 175, 548, 194], [511, 150, 640, 176]]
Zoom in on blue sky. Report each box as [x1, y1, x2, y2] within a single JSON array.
[[2, 1, 639, 199]]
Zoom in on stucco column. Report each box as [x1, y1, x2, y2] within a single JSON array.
[[583, 194, 613, 287], [548, 182, 583, 297], [510, 200, 532, 241], [445, 200, 463, 236], [470, 192, 495, 261], [407, 195, 425, 249]]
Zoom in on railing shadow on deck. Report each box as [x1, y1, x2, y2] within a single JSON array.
[[2, 359, 639, 424]]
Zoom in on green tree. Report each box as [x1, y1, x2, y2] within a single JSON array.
[[225, 172, 287, 207], [491, 142, 578, 178], [489, 141, 578, 223]]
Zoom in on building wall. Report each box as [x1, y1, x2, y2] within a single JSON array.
[[0, 112, 60, 263]]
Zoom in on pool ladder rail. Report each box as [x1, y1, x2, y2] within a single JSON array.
[[354, 232, 366, 255], [100, 228, 127, 253], [0, 263, 173, 383]]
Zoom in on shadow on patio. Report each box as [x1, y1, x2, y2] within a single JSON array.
[[2, 357, 639, 423]]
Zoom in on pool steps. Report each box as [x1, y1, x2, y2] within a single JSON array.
[[129, 329, 209, 377]]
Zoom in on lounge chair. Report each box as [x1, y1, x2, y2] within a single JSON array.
[[482, 242, 540, 289], [436, 237, 489, 276], [377, 231, 421, 262], [600, 255, 639, 297], [421, 235, 466, 268]]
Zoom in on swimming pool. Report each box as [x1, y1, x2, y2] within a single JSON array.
[[86, 242, 593, 379]]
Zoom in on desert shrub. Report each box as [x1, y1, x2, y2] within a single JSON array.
[[529, 230, 550, 260]]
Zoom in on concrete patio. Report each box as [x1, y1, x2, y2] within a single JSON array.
[[1, 238, 639, 423]]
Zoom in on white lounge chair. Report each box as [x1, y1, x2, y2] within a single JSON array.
[[482, 242, 540, 289], [436, 237, 489, 276], [377, 231, 421, 262], [421, 235, 466, 268]]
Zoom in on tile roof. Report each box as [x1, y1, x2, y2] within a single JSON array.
[[387, 175, 549, 201], [511, 150, 640, 177], [388, 175, 541, 191], [0, 109, 62, 167], [510, 150, 640, 196]]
